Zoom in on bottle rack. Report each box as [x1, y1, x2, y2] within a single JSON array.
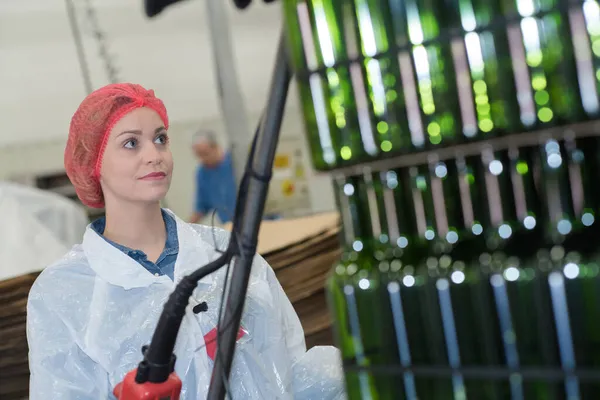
[[289, 0, 599, 173], [342, 364, 600, 382], [294, 1, 584, 80], [284, 0, 600, 397], [326, 120, 600, 178]]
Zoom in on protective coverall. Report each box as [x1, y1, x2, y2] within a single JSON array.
[[27, 210, 345, 399]]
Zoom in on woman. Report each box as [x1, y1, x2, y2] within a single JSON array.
[[26, 83, 344, 399]]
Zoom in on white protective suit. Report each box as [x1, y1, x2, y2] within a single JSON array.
[[27, 210, 345, 399]]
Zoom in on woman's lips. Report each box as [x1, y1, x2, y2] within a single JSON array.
[[140, 172, 167, 180]]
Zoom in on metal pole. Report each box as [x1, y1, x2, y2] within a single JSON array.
[[206, 30, 292, 400], [65, 0, 93, 94], [204, 0, 252, 186]]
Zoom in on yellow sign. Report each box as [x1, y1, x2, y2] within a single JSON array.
[[274, 154, 290, 169], [282, 179, 295, 197]]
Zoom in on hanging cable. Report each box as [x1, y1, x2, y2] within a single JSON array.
[[82, 0, 121, 84], [65, 0, 93, 94]]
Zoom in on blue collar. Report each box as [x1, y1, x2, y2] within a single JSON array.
[[91, 209, 179, 260]]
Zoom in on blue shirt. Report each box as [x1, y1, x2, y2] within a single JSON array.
[[194, 151, 237, 224], [91, 209, 179, 280]]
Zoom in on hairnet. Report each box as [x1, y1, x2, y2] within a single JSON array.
[[64, 83, 169, 208]]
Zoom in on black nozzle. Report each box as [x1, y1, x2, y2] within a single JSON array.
[[134, 252, 233, 384], [144, 0, 189, 17], [135, 276, 196, 383]]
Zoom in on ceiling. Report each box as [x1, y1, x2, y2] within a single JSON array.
[[0, 0, 293, 147]]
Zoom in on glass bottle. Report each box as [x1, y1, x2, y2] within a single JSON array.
[[283, 0, 368, 169], [348, 0, 414, 156], [389, 0, 465, 147], [327, 174, 405, 399], [452, 0, 523, 137], [501, 0, 585, 128]]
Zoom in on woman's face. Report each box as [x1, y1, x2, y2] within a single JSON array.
[[99, 107, 173, 207]]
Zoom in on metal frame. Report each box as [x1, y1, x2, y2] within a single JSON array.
[[206, 30, 292, 400], [327, 120, 600, 178]]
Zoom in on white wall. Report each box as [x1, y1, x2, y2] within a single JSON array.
[[0, 0, 293, 144], [0, 0, 335, 217]]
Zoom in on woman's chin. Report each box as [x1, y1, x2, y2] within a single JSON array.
[[136, 189, 170, 205]]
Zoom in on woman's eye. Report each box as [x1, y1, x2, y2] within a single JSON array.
[[155, 134, 169, 145], [124, 139, 137, 149]]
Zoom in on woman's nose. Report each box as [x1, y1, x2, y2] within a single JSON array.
[[143, 144, 162, 164]]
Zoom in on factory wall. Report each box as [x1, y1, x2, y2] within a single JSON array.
[[0, 0, 336, 218]]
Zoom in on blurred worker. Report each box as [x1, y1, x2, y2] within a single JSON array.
[[189, 130, 237, 224], [26, 83, 344, 399]]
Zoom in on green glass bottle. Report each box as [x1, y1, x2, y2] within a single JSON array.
[[451, 149, 549, 397], [502, 0, 584, 127], [536, 139, 580, 244], [453, 154, 512, 253], [451, 0, 522, 137], [496, 139, 598, 399], [507, 146, 542, 230], [457, 147, 541, 257], [418, 251, 504, 399], [424, 156, 512, 398], [446, 255, 511, 399], [283, 0, 372, 170], [361, 170, 389, 261], [406, 160, 465, 254], [374, 169, 427, 264], [378, 167, 447, 397], [327, 174, 404, 399], [480, 150, 539, 256], [495, 251, 562, 399], [535, 139, 600, 398], [542, 243, 600, 399], [406, 160, 496, 398], [284, 0, 423, 169], [569, 0, 600, 117], [559, 252, 600, 398], [347, 0, 414, 155], [386, 0, 427, 149], [455, 154, 487, 239], [563, 136, 600, 238], [487, 147, 573, 399], [430, 159, 465, 248], [407, 165, 438, 245], [390, 0, 464, 147]]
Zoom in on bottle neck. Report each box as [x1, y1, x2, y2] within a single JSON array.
[[507, 146, 541, 231], [537, 140, 576, 238], [536, 138, 599, 249], [407, 160, 464, 251], [563, 136, 599, 229], [457, 148, 540, 243], [381, 169, 420, 249], [335, 173, 382, 259]]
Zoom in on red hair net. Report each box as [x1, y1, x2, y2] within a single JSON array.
[[64, 83, 169, 208]]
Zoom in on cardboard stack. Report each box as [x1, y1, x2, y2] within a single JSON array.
[[251, 212, 341, 348], [0, 212, 341, 399], [0, 273, 38, 400]]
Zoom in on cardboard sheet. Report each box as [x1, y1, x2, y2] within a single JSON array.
[[223, 211, 339, 255]]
